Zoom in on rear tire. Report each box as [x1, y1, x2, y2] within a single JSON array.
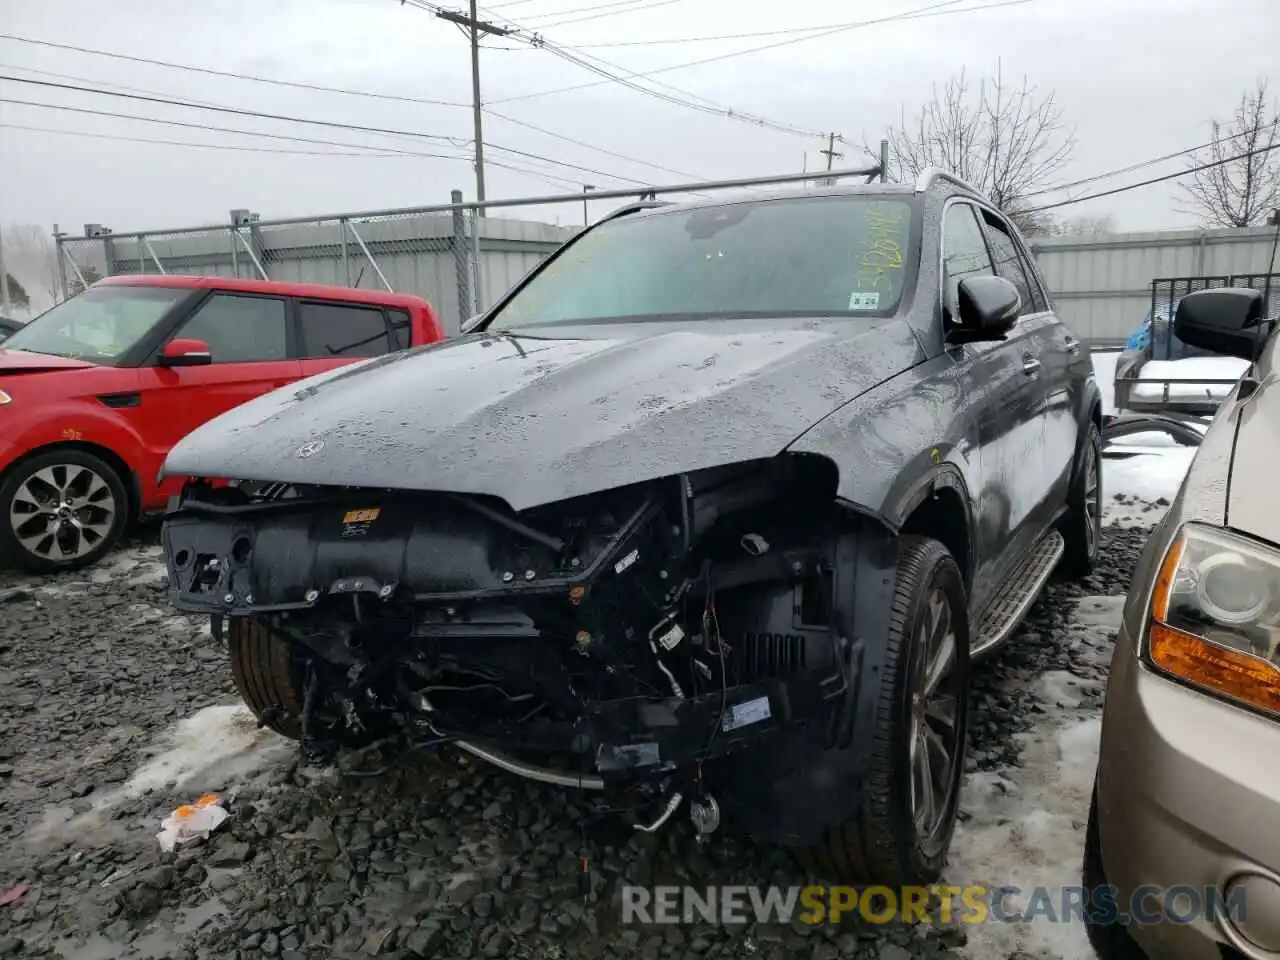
[[0, 448, 129, 574], [1059, 421, 1102, 580], [227, 616, 304, 740], [803, 535, 971, 885]]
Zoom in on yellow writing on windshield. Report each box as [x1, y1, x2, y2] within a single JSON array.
[[852, 203, 907, 302]]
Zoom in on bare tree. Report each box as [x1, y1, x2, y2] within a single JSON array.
[[868, 61, 1075, 233], [1039, 213, 1117, 238], [1180, 79, 1280, 228], [1, 224, 61, 313]]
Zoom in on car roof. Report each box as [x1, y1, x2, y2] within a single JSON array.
[[94, 274, 433, 309]]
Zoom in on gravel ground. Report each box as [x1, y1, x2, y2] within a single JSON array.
[[0, 507, 1158, 960]]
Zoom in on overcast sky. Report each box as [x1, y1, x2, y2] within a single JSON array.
[[0, 0, 1276, 242]]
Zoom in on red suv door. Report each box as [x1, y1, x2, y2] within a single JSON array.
[[296, 299, 410, 378], [133, 291, 301, 506]]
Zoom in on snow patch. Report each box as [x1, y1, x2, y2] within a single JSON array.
[[28, 705, 294, 852], [119, 704, 295, 801], [1091, 351, 1118, 416], [949, 597, 1122, 960]]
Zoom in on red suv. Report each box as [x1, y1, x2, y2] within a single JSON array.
[[0, 275, 444, 572]]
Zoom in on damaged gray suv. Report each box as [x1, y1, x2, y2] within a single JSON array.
[[158, 169, 1103, 885]]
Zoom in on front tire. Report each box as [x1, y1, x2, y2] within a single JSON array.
[[0, 448, 129, 573], [804, 535, 971, 885], [228, 617, 305, 740]]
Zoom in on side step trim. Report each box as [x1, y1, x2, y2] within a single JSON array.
[[970, 530, 1065, 661]]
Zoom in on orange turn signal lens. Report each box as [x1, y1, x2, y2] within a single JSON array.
[[1149, 622, 1280, 717]]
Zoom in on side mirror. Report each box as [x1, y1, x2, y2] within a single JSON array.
[[158, 337, 213, 367], [459, 313, 486, 335], [1174, 288, 1268, 361], [951, 275, 1021, 342]]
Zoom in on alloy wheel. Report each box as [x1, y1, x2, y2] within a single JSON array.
[[1084, 439, 1101, 557], [8, 463, 118, 562], [908, 587, 962, 845]]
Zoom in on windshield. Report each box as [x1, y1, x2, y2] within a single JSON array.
[[1, 286, 188, 363], [488, 195, 916, 330]]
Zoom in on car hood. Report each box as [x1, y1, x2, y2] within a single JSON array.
[[0, 349, 97, 374], [162, 317, 923, 511], [1226, 374, 1280, 547]]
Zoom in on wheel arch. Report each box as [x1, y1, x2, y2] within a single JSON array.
[[886, 463, 975, 593], [0, 440, 141, 523]]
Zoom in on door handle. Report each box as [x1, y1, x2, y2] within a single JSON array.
[[1022, 355, 1041, 376]]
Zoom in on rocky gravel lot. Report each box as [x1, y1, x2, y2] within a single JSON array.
[[0, 507, 1159, 960]]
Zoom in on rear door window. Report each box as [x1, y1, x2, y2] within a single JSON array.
[[298, 302, 393, 358]]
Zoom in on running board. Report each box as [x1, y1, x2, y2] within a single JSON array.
[[970, 530, 1065, 661]]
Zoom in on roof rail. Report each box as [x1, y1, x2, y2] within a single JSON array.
[[914, 167, 985, 198]]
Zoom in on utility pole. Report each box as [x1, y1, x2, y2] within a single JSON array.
[[436, 2, 510, 204], [582, 184, 595, 226], [817, 133, 843, 187]]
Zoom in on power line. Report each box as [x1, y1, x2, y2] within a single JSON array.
[[541, 0, 1026, 46], [403, 0, 824, 138], [0, 33, 684, 188], [0, 32, 470, 108], [0, 74, 654, 184], [488, 0, 1031, 104], [518, 0, 684, 29], [0, 114, 586, 192], [514, 0, 660, 23], [1023, 143, 1280, 213], [483, 107, 702, 178], [0, 96, 467, 157], [0, 72, 467, 145], [0, 121, 434, 158], [1024, 119, 1280, 199]]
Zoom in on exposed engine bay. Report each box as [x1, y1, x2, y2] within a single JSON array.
[[162, 454, 872, 838]]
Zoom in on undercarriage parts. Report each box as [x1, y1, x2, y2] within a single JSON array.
[[162, 455, 862, 821]]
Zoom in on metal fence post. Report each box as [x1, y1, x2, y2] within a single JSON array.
[[102, 234, 117, 277], [339, 217, 351, 285], [451, 189, 471, 327], [53, 225, 68, 301], [471, 209, 483, 315]]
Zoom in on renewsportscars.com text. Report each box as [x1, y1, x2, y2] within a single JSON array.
[[620, 884, 1248, 926]]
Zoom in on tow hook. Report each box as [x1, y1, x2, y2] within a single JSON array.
[[690, 793, 720, 842]]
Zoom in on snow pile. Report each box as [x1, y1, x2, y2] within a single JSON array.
[[949, 596, 1120, 960]]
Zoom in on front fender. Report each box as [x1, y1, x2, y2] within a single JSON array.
[[786, 362, 978, 531], [0, 401, 149, 479]]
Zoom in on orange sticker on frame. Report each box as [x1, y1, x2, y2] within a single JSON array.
[[343, 508, 381, 524]]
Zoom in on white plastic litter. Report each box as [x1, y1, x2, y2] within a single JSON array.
[[156, 793, 229, 852]]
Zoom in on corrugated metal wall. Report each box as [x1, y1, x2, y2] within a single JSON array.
[[1026, 224, 1280, 343]]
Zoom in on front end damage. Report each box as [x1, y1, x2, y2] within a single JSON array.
[[162, 455, 882, 841]]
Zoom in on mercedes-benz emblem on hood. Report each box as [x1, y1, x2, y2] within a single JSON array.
[[295, 439, 325, 459]]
